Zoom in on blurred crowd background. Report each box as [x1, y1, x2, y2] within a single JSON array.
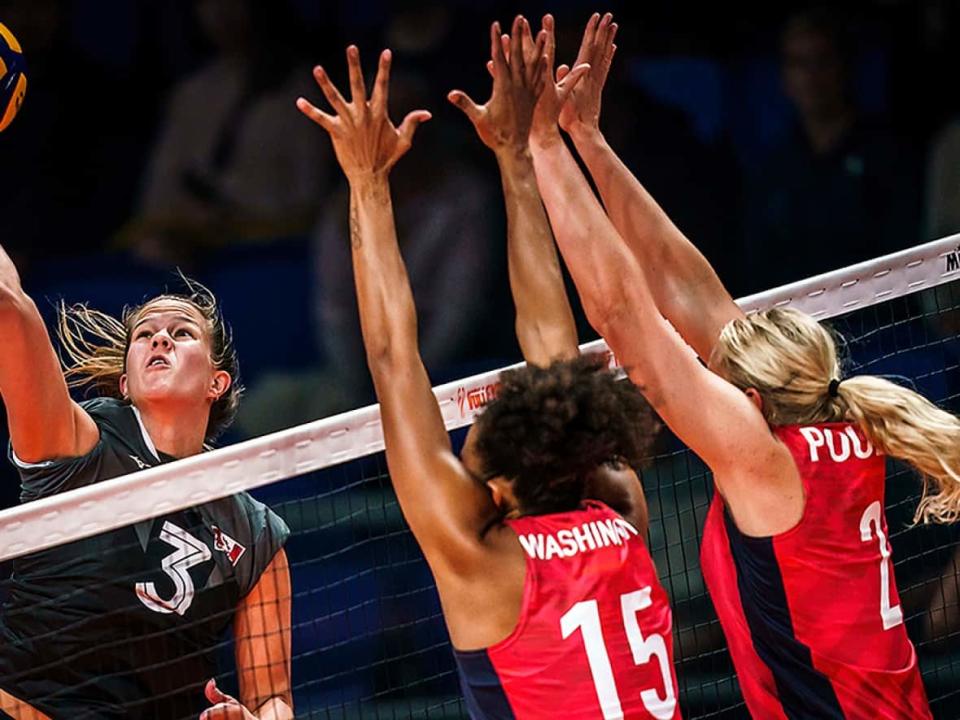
[[3, 2, 960, 713], [2, 0, 960, 455]]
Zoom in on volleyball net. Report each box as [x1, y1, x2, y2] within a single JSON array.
[[1, 235, 959, 718]]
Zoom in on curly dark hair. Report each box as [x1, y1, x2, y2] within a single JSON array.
[[473, 354, 658, 515]]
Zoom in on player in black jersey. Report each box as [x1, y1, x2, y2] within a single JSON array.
[[0, 245, 292, 719]]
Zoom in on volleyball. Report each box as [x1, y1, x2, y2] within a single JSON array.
[[0, 22, 26, 132]]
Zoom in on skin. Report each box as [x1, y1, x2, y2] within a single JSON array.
[[0, 245, 292, 719], [448, 15, 648, 536], [297, 21, 643, 652], [525, 14, 802, 538]]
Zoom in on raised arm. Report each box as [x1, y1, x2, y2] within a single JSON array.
[[201, 550, 293, 720], [297, 47, 496, 574], [450, 17, 651, 533], [0, 245, 98, 464], [448, 17, 577, 366], [557, 13, 742, 361], [525, 17, 782, 496]]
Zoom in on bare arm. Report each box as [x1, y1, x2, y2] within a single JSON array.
[[200, 550, 292, 720], [298, 47, 496, 575], [0, 245, 98, 464], [451, 17, 649, 533], [235, 549, 292, 719], [448, 18, 577, 366], [559, 13, 742, 361], [527, 19, 780, 493]]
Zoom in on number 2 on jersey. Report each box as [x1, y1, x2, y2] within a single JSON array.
[[859, 500, 903, 630], [561, 587, 677, 720]]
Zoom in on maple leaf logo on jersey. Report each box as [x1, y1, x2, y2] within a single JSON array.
[[210, 525, 246, 566], [128, 454, 150, 470]]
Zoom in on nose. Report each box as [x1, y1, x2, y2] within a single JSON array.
[[151, 331, 172, 350]]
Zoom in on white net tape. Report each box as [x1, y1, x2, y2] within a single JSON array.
[[1, 233, 959, 562]]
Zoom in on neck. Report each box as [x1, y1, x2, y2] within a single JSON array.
[[134, 402, 209, 458], [801, 105, 856, 155]]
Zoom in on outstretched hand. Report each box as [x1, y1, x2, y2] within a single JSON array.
[[447, 16, 547, 154], [557, 12, 618, 138], [297, 46, 431, 183], [527, 15, 591, 147]]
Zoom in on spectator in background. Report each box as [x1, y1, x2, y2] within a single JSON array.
[[236, 67, 497, 436], [741, 7, 921, 292], [312, 75, 495, 406], [123, 0, 330, 268]]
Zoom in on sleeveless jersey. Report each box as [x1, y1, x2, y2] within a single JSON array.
[[700, 422, 931, 719], [0, 397, 290, 719], [454, 501, 681, 719]]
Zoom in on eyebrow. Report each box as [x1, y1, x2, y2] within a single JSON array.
[[132, 314, 203, 331]]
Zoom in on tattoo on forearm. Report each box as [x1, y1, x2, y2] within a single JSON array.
[[349, 201, 362, 249]]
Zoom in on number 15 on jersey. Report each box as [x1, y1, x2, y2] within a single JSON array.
[[561, 586, 678, 720]]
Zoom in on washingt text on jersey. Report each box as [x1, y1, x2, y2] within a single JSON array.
[[517, 516, 639, 560]]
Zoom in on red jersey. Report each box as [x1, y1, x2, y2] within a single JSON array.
[[700, 423, 931, 719], [453, 501, 680, 719]]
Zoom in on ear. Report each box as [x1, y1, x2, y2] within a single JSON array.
[[486, 479, 505, 509], [744, 387, 764, 412], [209, 370, 232, 401], [119, 374, 129, 399]]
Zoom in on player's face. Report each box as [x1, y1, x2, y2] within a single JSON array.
[[121, 299, 230, 411]]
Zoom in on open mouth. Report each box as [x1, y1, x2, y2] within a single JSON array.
[[147, 356, 171, 369]]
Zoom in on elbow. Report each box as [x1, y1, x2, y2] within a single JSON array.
[[0, 282, 33, 322], [583, 290, 631, 342], [363, 321, 420, 379]]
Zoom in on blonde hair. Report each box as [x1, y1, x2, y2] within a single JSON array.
[[55, 278, 242, 443], [709, 307, 960, 524]]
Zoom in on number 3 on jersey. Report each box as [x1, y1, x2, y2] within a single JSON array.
[[136, 521, 212, 616], [561, 587, 677, 720], [860, 500, 903, 630]]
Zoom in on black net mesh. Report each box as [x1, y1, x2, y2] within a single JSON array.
[[2, 282, 960, 718]]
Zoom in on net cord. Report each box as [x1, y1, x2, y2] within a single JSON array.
[[1, 233, 958, 562]]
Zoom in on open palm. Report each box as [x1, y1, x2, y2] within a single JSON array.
[[297, 46, 431, 182]]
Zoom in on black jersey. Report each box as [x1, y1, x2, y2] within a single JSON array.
[[0, 397, 290, 719]]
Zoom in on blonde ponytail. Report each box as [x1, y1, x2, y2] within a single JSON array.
[[838, 376, 960, 524], [56, 301, 128, 398], [712, 307, 960, 524]]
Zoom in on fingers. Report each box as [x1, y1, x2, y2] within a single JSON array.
[[486, 59, 495, 78], [574, 12, 600, 68], [346, 45, 367, 104], [556, 62, 591, 103], [490, 21, 508, 78], [603, 22, 618, 70], [204, 679, 234, 706], [556, 64, 570, 82], [296, 97, 336, 131], [370, 49, 392, 113], [528, 29, 547, 86], [510, 16, 525, 85], [532, 52, 550, 98], [312, 66, 349, 117], [397, 109, 432, 147], [447, 90, 482, 125], [541, 14, 556, 71]]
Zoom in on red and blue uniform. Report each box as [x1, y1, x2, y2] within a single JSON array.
[[454, 500, 681, 719], [701, 422, 931, 719]]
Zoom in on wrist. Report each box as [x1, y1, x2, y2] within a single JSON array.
[[349, 172, 391, 199], [494, 144, 534, 168], [567, 123, 604, 148], [529, 126, 564, 152]]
